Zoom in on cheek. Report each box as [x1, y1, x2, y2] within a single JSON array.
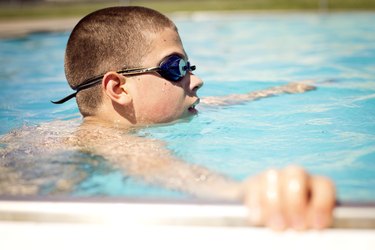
[[155, 85, 185, 113], [136, 82, 186, 122]]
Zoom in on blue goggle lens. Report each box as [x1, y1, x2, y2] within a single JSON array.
[[159, 55, 196, 81]]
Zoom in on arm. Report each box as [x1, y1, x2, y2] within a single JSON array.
[[77, 123, 335, 230], [201, 82, 316, 107], [77, 126, 242, 201]]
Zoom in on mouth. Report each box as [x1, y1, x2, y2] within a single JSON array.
[[188, 98, 200, 115]]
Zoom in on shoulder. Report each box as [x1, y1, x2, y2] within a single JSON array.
[[1, 119, 81, 155]]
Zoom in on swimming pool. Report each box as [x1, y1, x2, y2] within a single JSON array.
[[0, 11, 374, 203]]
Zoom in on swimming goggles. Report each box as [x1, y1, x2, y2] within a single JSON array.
[[52, 54, 196, 104]]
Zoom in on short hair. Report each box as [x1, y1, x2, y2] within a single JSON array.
[[64, 6, 176, 116]]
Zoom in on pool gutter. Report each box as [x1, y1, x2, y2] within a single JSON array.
[[0, 198, 374, 250], [0, 199, 374, 228]]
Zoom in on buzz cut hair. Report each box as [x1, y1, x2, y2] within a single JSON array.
[[64, 6, 176, 116]]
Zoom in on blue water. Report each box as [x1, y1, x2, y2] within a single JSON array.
[[1, 12, 375, 202]]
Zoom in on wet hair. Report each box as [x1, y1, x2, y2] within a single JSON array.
[[64, 6, 176, 116]]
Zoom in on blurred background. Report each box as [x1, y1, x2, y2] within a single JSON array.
[[1, 0, 375, 20]]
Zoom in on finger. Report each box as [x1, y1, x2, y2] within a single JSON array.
[[243, 176, 264, 226], [281, 166, 309, 230], [308, 176, 336, 229], [261, 169, 285, 231]]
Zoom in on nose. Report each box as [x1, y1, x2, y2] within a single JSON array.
[[189, 73, 204, 95]]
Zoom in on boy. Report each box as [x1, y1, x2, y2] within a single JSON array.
[[1, 6, 334, 231]]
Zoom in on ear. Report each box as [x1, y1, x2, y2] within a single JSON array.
[[102, 72, 131, 105]]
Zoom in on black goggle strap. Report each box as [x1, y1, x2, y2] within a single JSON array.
[[50, 92, 77, 104], [117, 66, 160, 76], [188, 65, 196, 71], [50, 67, 161, 104], [51, 59, 195, 104], [51, 75, 103, 104]]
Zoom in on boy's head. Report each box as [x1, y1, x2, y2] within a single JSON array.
[[63, 6, 203, 124]]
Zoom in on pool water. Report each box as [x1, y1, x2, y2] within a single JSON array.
[[1, 12, 375, 202]]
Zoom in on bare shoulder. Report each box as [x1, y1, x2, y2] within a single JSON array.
[[0, 119, 84, 195], [75, 121, 164, 147], [1, 119, 81, 152], [75, 122, 171, 163], [0, 119, 168, 164]]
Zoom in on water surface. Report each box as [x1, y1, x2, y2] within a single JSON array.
[[0, 12, 374, 202]]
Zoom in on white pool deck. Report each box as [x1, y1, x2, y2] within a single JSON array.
[[0, 198, 374, 250]]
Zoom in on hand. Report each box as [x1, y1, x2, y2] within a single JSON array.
[[243, 165, 335, 231]]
